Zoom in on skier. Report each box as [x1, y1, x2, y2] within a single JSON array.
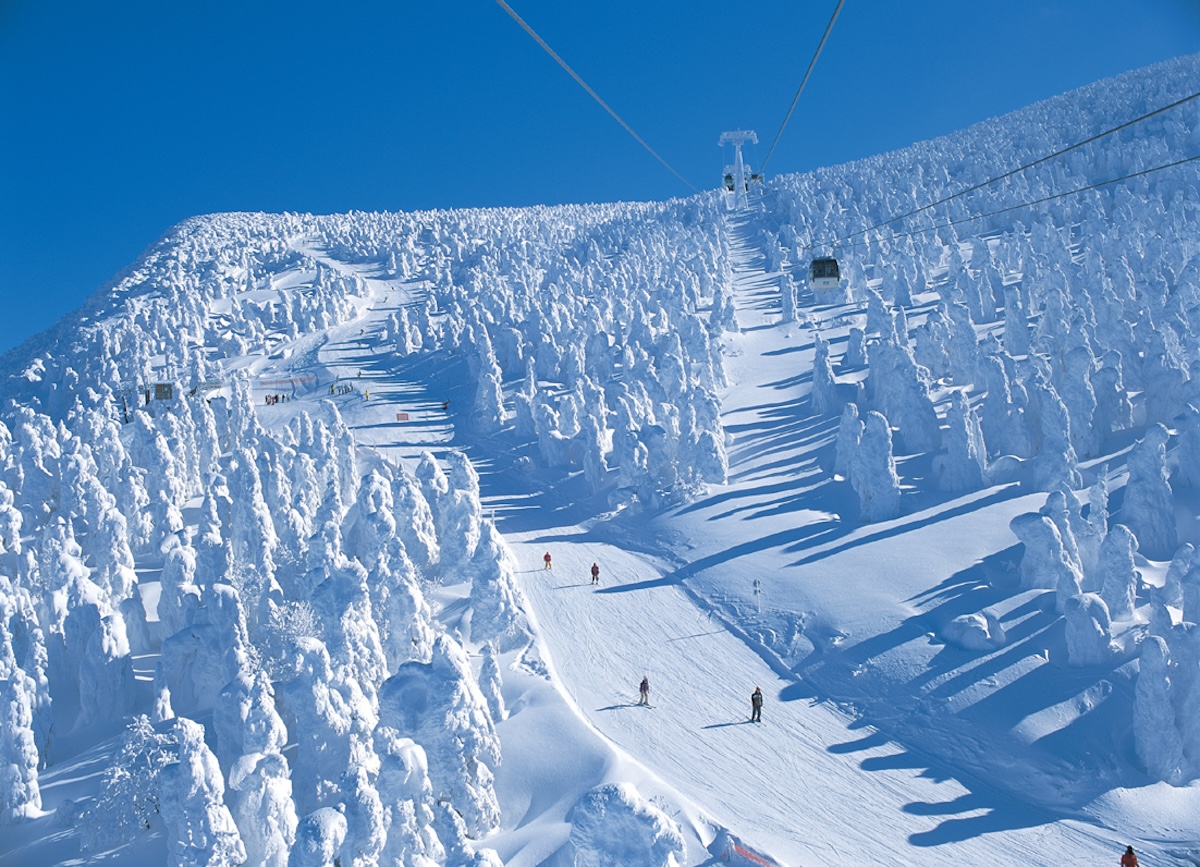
[[751, 686, 763, 722], [590, 563, 600, 585], [1121, 846, 1138, 867], [638, 676, 650, 706], [543, 552, 553, 570]]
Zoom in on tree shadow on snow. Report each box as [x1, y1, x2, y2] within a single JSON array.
[[786, 484, 1025, 568], [905, 796, 1055, 848]]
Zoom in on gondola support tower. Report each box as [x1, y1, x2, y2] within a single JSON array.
[[719, 129, 757, 210]]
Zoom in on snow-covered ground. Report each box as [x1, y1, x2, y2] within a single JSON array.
[[2, 53, 1200, 866]]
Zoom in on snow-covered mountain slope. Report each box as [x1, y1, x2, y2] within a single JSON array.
[[1, 53, 1199, 866]]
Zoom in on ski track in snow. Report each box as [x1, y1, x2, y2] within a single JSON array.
[[284, 222, 1126, 865]]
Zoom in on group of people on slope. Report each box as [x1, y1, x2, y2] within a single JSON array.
[[634, 677, 763, 721], [540, 553, 601, 587], [541, 551, 766, 722], [537, 550, 1141, 864]]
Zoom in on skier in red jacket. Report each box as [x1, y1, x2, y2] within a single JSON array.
[[1121, 846, 1138, 867]]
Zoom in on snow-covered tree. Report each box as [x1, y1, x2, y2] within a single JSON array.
[[568, 782, 686, 867], [1122, 423, 1177, 559], [228, 752, 297, 867], [81, 715, 179, 852], [1064, 593, 1115, 667], [1097, 524, 1139, 621], [159, 717, 246, 867], [1134, 636, 1185, 784], [851, 411, 901, 522], [377, 635, 501, 838], [0, 672, 41, 823]]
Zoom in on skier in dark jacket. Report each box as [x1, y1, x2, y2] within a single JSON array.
[[591, 563, 600, 585], [638, 676, 650, 706], [750, 686, 763, 722]]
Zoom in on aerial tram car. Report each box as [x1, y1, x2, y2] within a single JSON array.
[[811, 253, 840, 290], [809, 255, 841, 292]]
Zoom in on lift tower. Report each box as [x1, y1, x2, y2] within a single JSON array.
[[719, 130, 757, 210]]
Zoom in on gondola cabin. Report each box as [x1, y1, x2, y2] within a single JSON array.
[[810, 257, 840, 291]]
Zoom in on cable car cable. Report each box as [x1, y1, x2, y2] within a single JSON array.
[[823, 153, 1200, 253], [760, 0, 846, 174], [832, 88, 1200, 247], [494, 0, 700, 193]]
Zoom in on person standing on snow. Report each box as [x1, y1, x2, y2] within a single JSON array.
[[590, 563, 600, 585], [1121, 846, 1138, 867], [638, 676, 650, 706], [751, 686, 763, 722], [543, 552, 553, 570]]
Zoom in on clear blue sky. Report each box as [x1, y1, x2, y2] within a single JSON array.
[[1, 1, 1196, 355]]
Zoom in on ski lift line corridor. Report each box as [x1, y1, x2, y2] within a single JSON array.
[[499, 221, 1120, 865]]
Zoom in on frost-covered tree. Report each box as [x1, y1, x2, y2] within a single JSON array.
[[851, 411, 901, 522], [479, 642, 508, 723], [338, 764, 386, 867], [373, 726, 446, 864], [1040, 489, 1085, 583], [1122, 423, 1177, 559], [811, 334, 839, 415], [978, 353, 1030, 459], [213, 668, 288, 772], [936, 390, 985, 492], [1064, 593, 1115, 667], [311, 559, 388, 706], [1027, 371, 1080, 492], [160, 717, 246, 867], [81, 715, 179, 852], [1134, 635, 1185, 784], [568, 782, 686, 867], [0, 671, 41, 823], [76, 608, 136, 729], [1097, 524, 1139, 621], [228, 752, 297, 867], [834, 402, 862, 479], [161, 583, 250, 715], [392, 469, 440, 573], [344, 469, 396, 573], [159, 543, 201, 639], [1009, 512, 1084, 610], [274, 637, 375, 816], [469, 521, 531, 651], [290, 806, 347, 867], [377, 635, 501, 838], [370, 539, 436, 671]]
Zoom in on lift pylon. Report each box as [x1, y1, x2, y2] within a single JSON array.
[[719, 130, 758, 210]]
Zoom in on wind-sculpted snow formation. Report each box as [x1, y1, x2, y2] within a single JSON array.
[[0, 53, 1199, 864]]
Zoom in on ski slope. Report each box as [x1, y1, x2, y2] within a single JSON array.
[[257, 213, 1131, 864]]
